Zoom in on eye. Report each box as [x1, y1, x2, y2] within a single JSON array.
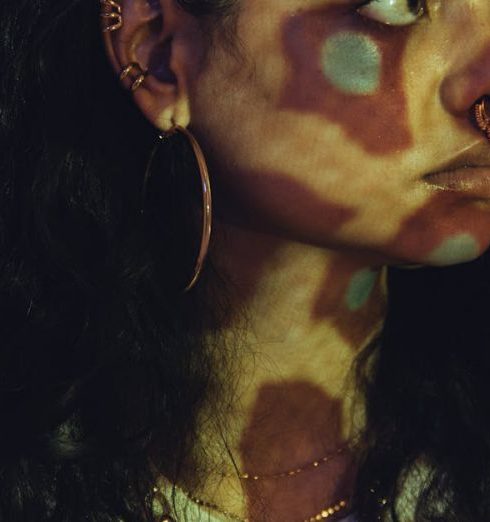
[[357, 0, 427, 26]]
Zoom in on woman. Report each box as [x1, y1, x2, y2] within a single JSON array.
[[2, 0, 490, 520]]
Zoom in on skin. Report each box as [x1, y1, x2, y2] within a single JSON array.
[[102, 0, 490, 519], [281, 3, 413, 153], [321, 32, 382, 96]]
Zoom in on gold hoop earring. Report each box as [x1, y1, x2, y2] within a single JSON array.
[[141, 124, 212, 293], [120, 62, 148, 92], [474, 96, 490, 141], [100, 0, 123, 32]]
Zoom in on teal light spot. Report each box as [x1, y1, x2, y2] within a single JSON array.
[[427, 233, 480, 266], [321, 31, 381, 96], [345, 269, 378, 312]]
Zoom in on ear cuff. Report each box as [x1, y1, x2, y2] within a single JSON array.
[[119, 62, 148, 92]]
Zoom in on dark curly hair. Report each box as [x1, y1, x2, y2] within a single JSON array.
[[2, 0, 490, 520]]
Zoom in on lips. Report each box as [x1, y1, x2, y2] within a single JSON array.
[[423, 165, 490, 198], [422, 144, 490, 198]]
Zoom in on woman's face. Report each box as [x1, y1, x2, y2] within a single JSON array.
[[189, 0, 490, 266]]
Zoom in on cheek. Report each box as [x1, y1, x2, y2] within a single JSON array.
[[279, 5, 413, 155], [212, 167, 359, 245], [321, 32, 381, 96]]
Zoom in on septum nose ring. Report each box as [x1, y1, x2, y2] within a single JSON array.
[[474, 96, 490, 141]]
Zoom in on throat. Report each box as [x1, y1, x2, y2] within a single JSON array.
[[171, 222, 388, 520]]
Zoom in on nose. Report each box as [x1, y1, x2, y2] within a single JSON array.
[[440, 42, 490, 120], [435, 2, 490, 147]]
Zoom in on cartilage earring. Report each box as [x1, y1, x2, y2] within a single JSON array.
[[100, 0, 123, 32]]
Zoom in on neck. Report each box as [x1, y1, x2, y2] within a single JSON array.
[[183, 219, 388, 519]]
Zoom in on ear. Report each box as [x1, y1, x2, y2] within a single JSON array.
[[100, 0, 205, 131]]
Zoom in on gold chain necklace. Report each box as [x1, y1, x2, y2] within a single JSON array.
[[154, 445, 353, 521], [177, 490, 348, 522], [157, 491, 389, 522], [219, 445, 348, 481]]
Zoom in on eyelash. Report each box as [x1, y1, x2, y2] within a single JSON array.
[[409, 0, 428, 14], [409, 0, 430, 19]]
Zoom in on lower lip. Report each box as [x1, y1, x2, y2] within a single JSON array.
[[423, 166, 490, 198]]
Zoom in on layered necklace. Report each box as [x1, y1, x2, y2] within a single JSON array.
[[154, 445, 358, 522]]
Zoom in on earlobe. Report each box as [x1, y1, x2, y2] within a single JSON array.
[[100, 0, 193, 132], [156, 95, 191, 131]]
